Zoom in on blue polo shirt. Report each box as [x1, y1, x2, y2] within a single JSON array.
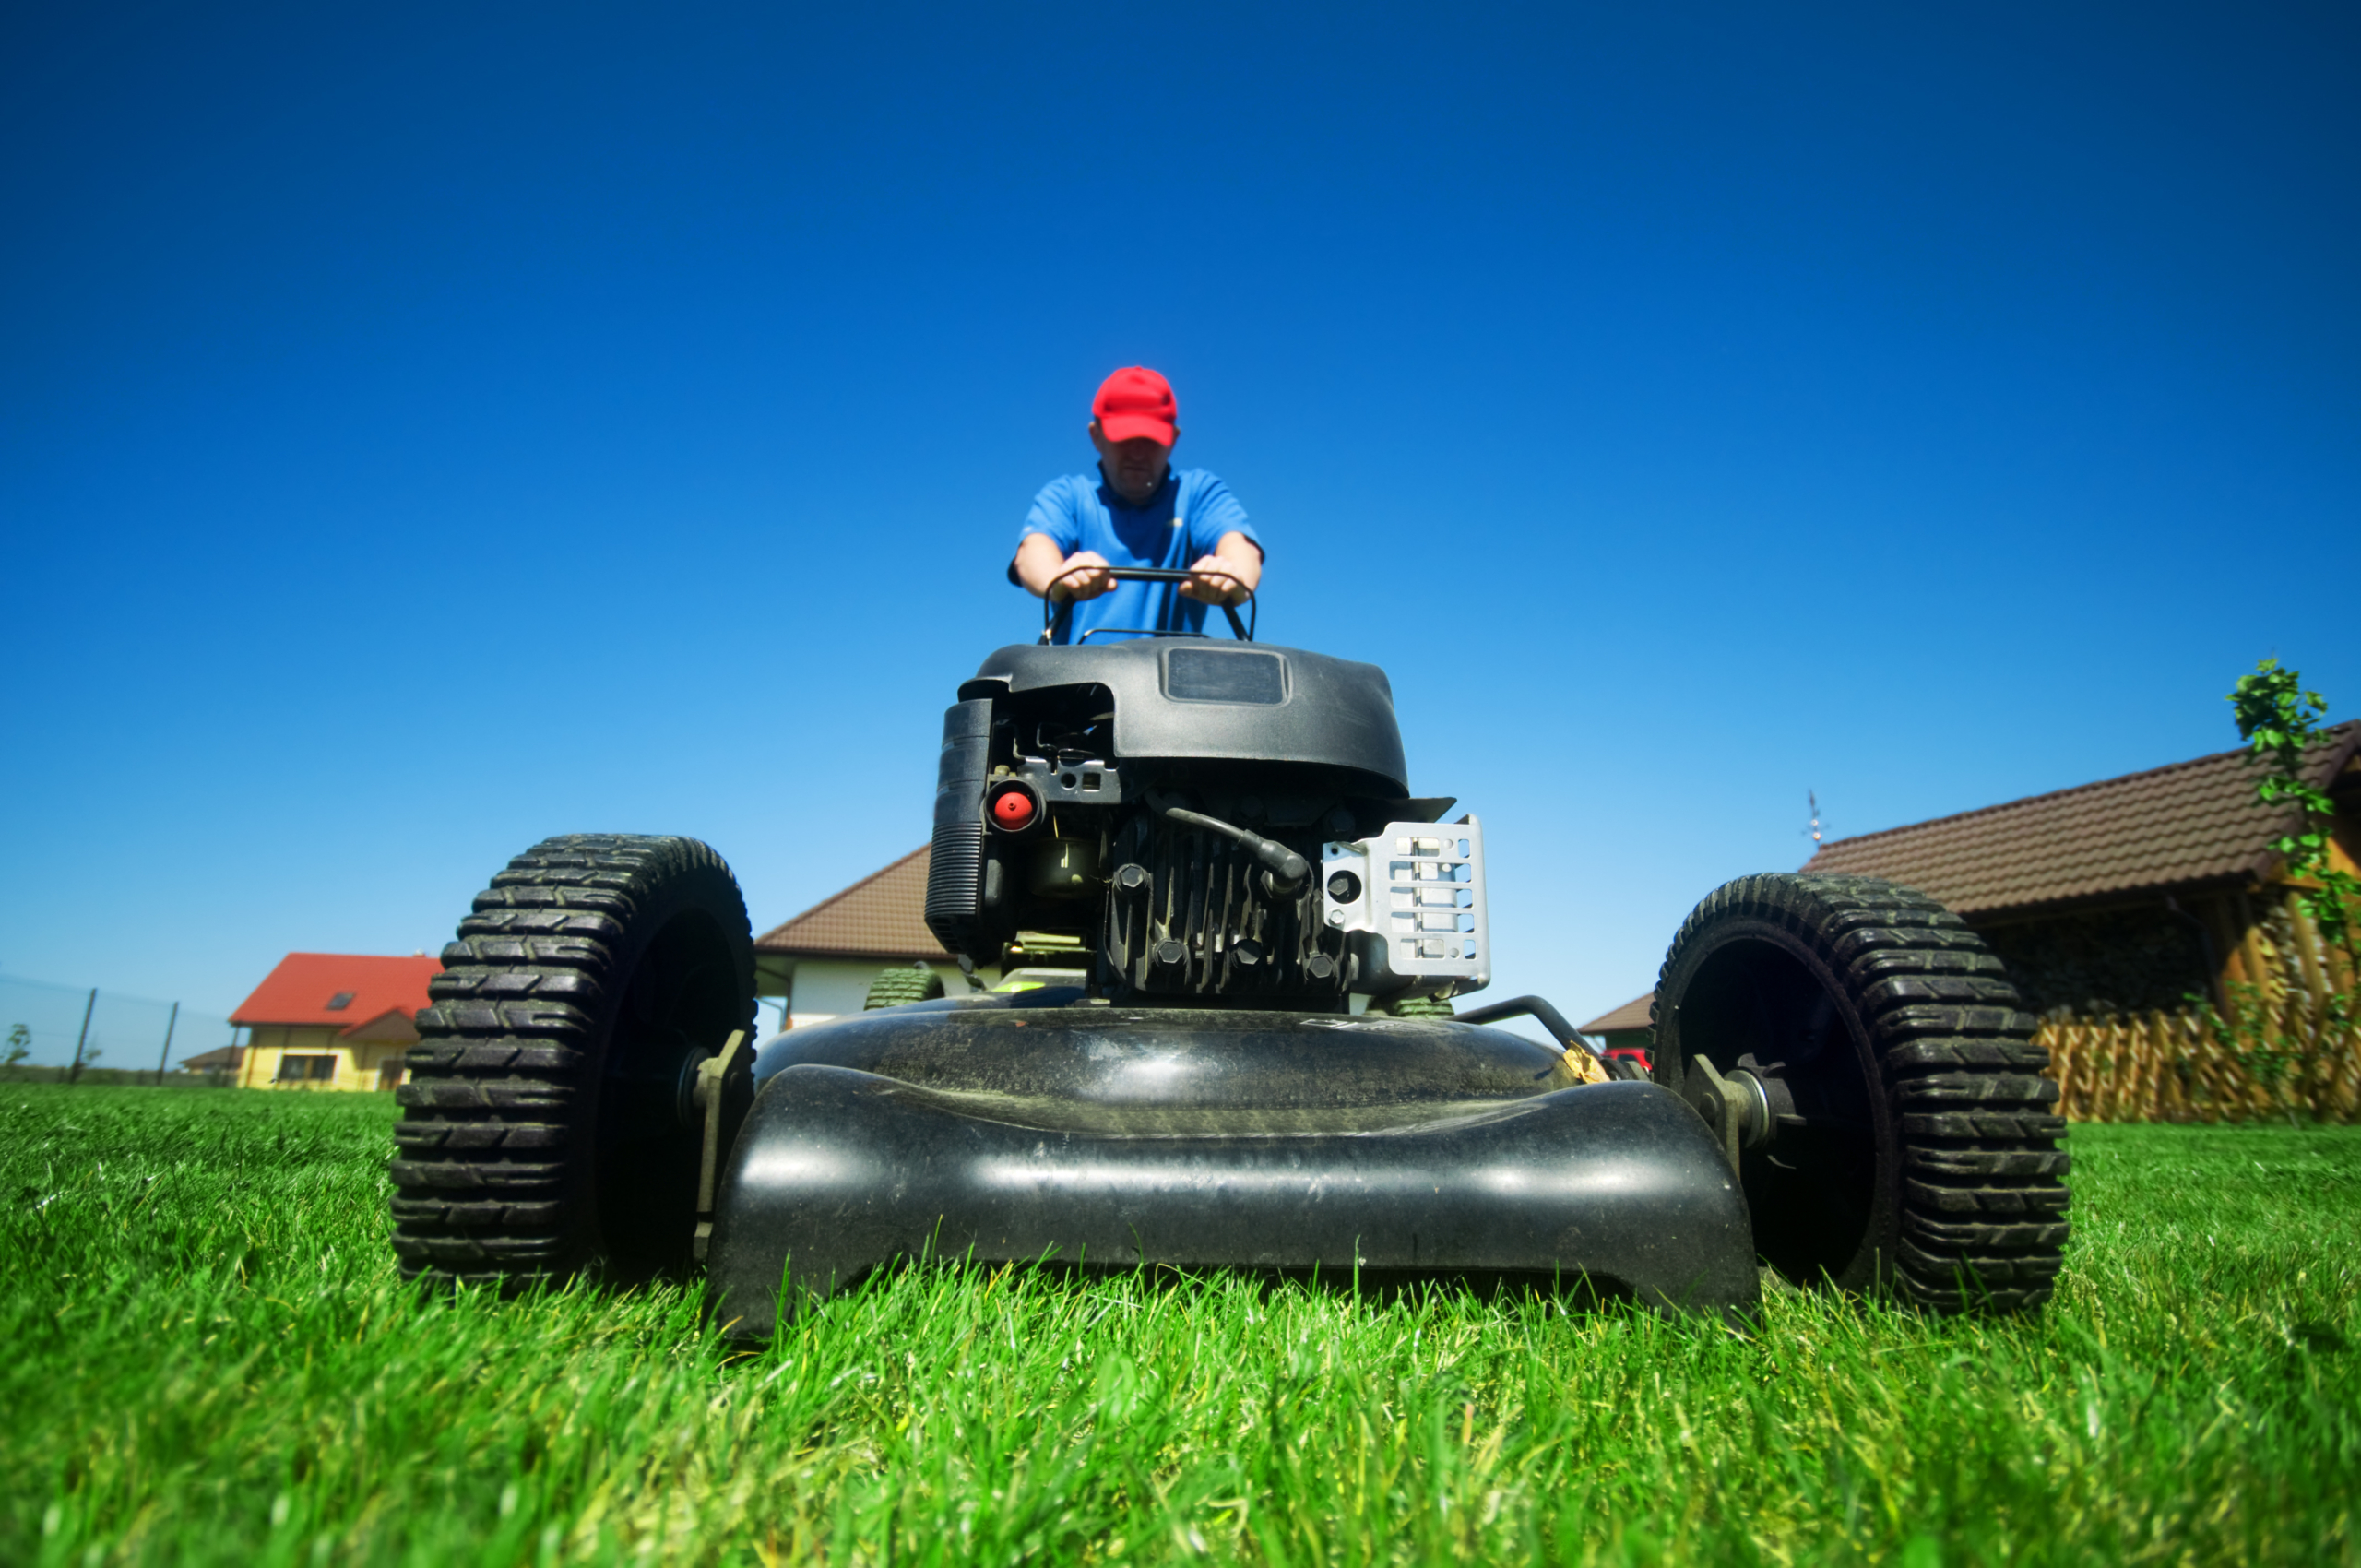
[[1014, 468, 1261, 644]]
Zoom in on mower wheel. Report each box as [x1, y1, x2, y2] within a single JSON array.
[[1381, 994, 1457, 1018], [388, 834, 756, 1290], [1652, 873, 2068, 1313], [864, 963, 947, 1009]]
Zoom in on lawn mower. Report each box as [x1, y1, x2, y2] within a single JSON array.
[[388, 571, 2069, 1334]]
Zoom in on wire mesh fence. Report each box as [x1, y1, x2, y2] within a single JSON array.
[[0, 973, 237, 1081]]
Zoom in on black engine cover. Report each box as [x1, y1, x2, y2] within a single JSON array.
[[957, 640, 1409, 796]]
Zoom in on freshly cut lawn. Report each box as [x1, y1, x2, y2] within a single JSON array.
[[1, 1087, 2355, 1565]]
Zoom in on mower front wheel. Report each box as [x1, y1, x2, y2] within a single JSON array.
[[388, 834, 756, 1290], [1652, 873, 2069, 1313]]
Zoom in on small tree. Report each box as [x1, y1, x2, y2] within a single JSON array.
[[2228, 659, 2360, 967], [2204, 659, 2360, 1122], [3, 1024, 29, 1067]]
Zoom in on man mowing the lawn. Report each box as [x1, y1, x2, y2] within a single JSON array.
[[1010, 365, 1264, 644]]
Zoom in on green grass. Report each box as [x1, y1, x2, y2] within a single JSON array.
[[2, 1087, 2355, 1566]]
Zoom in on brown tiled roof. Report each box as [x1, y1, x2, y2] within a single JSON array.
[[1578, 992, 1655, 1035], [753, 847, 949, 960], [1800, 722, 2360, 920]]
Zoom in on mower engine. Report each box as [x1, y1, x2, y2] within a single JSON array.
[[920, 640, 1488, 1006]]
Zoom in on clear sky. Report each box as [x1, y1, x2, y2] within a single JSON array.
[[4, 2, 2355, 1056]]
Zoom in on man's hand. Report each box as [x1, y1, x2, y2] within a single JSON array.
[[1014, 536, 1115, 601], [1180, 532, 1264, 606], [1181, 555, 1246, 605], [1050, 550, 1115, 602]]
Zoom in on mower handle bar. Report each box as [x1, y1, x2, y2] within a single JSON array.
[[1039, 564, 1256, 646], [1453, 995, 1616, 1073]]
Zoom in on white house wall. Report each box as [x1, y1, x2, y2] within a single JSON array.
[[768, 958, 994, 1029]]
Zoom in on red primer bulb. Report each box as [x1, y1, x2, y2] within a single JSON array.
[[991, 790, 1037, 830]]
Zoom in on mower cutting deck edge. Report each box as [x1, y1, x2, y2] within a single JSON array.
[[705, 1001, 1756, 1333], [389, 573, 2070, 1333]]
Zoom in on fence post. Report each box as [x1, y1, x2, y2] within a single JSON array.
[[67, 988, 97, 1085], [154, 1001, 179, 1087], [2189, 1008, 2218, 1123], [2137, 1014, 2150, 1120], [2284, 889, 2332, 1034], [2235, 890, 2284, 1050]]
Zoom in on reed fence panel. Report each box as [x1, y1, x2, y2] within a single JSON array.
[[2040, 999, 2360, 1123]]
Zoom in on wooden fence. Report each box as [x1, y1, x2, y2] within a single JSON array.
[[2037, 883, 2361, 1123], [2042, 999, 2361, 1123]]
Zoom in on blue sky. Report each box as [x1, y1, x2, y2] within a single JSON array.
[[3, 1, 2355, 1054]]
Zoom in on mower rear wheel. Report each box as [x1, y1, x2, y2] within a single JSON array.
[[388, 834, 756, 1290], [1382, 994, 1457, 1019], [1652, 873, 2068, 1313], [864, 963, 947, 1009]]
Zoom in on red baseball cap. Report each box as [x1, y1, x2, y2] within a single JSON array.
[[1092, 366, 1179, 446]]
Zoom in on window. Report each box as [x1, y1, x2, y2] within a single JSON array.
[[277, 1054, 338, 1083], [326, 992, 355, 1011]]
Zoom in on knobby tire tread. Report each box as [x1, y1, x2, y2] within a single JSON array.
[[387, 833, 752, 1291], [863, 964, 947, 1010], [1655, 873, 2070, 1314]]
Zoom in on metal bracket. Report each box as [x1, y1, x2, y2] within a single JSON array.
[[1682, 1056, 1780, 1175], [1683, 1055, 1745, 1173], [1322, 817, 1489, 994], [692, 1028, 748, 1264]]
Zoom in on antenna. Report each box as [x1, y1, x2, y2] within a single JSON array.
[[1805, 790, 1824, 848]]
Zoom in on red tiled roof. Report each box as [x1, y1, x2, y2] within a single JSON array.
[[231, 953, 441, 1033], [1801, 723, 2360, 919], [754, 847, 950, 960], [1579, 992, 1655, 1034]]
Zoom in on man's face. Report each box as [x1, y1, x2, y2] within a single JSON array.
[[1090, 422, 1173, 505]]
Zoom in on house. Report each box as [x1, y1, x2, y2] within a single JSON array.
[[177, 1044, 243, 1074], [1565, 725, 2359, 1119], [754, 848, 997, 1028], [1577, 992, 1656, 1069], [231, 953, 441, 1091], [1802, 722, 2359, 1120], [1801, 722, 2358, 1023]]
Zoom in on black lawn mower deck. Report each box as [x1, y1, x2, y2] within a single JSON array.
[[705, 995, 1759, 1336]]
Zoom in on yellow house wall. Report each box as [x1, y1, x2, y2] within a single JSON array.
[[237, 1024, 409, 1092]]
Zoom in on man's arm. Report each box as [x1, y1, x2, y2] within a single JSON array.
[[1180, 531, 1264, 606], [1014, 532, 1115, 601]]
